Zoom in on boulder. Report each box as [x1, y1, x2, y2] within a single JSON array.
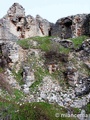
[[23, 66, 35, 87]]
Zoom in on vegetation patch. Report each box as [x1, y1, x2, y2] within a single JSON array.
[[0, 67, 4, 73], [33, 36, 51, 51], [17, 39, 30, 49], [30, 67, 49, 91], [85, 103, 90, 114], [0, 101, 77, 120], [12, 69, 24, 85], [17, 36, 71, 54], [70, 35, 89, 49]]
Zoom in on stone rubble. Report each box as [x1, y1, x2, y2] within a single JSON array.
[[27, 76, 90, 109]]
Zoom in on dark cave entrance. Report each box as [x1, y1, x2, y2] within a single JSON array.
[[63, 18, 72, 38]]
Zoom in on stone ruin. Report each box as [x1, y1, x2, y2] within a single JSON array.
[[0, 3, 51, 40], [51, 14, 90, 38], [0, 3, 90, 40]]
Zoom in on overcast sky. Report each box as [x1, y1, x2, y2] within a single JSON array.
[[0, 0, 90, 23]]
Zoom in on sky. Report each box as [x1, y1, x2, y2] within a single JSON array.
[[0, 0, 90, 23]]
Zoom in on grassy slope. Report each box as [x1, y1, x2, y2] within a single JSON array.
[[0, 99, 77, 120], [0, 35, 90, 120]]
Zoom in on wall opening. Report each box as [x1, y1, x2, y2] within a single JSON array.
[[17, 27, 22, 31], [64, 20, 72, 27], [48, 28, 52, 36], [63, 18, 72, 38], [18, 17, 22, 22]]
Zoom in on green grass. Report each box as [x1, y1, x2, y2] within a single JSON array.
[[13, 89, 25, 102], [17, 39, 30, 49], [70, 35, 89, 48], [17, 36, 51, 51], [0, 100, 77, 120], [33, 36, 51, 51], [72, 107, 81, 114], [17, 36, 71, 54], [0, 67, 4, 73], [30, 67, 49, 91], [85, 103, 90, 114], [12, 69, 24, 85], [59, 46, 70, 54]]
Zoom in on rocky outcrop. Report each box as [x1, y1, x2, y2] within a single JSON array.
[[0, 3, 90, 40], [0, 3, 51, 40], [0, 20, 18, 41], [0, 40, 26, 71], [51, 14, 90, 38], [25, 15, 51, 38], [81, 39, 90, 53], [22, 66, 35, 94], [50, 37, 74, 48], [1, 3, 90, 115]]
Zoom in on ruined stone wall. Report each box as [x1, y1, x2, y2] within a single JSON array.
[[51, 14, 90, 38], [0, 3, 51, 40], [0, 3, 90, 40]]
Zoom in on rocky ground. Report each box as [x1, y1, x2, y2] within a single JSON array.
[[0, 36, 90, 119], [0, 2, 90, 120]]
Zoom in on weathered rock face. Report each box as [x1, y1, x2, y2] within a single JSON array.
[[22, 66, 35, 94], [51, 14, 90, 38], [0, 19, 18, 41], [0, 3, 25, 40], [82, 39, 90, 53], [0, 40, 26, 71], [64, 66, 79, 87], [0, 3, 51, 40], [23, 66, 35, 87], [76, 39, 90, 61], [7, 3, 25, 17], [25, 15, 50, 38], [0, 3, 90, 40]]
